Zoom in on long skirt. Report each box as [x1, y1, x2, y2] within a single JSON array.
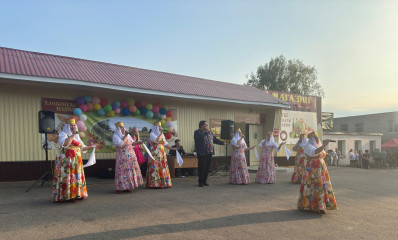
[[146, 144, 172, 188], [229, 149, 250, 184], [256, 154, 276, 184], [291, 152, 305, 183], [52, 147, 87, 202], [297, 156, 338, 212], [115, 146, 143, 191]]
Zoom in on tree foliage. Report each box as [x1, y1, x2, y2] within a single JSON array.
[[245, 55, 324, 97]]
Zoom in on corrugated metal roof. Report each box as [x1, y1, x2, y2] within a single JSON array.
[[0, 46, 287, 106]]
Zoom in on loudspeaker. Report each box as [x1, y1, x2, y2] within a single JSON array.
[[221, 120, 234, 140], [38, 111, 55, 134]]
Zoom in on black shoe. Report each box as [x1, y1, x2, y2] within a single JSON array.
[[204, 183, 209, 186], [199, 183, 204, 187]]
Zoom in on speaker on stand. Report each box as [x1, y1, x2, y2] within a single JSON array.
[[211, 120, 234, 176], [26, 111, 55, 192]]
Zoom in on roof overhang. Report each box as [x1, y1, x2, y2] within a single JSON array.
[[0, 73, 290, 108]]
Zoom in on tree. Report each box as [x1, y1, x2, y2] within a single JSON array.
[[245, 55, 324, 97]]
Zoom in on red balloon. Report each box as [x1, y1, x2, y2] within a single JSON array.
[[100, 98, 108, 107], [120, 101, 128, 108], [135, 101, 142, 109], [164, 132, 172, 139], [166, 110, 172, 118], [86, 102, 94, 111]]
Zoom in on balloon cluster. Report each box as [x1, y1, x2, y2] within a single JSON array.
[[72, 96, 174, 133]]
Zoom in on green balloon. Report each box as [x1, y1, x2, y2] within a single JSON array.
[[133, 109, 141, 116]]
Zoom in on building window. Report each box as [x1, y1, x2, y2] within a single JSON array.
[[369, 140, 376, 153], [388, 120, 398, 132], [355, 123, 363, 132], [340, 124, 348, 131], [338, 140, 346, 156], [355, 140, 362, 152]]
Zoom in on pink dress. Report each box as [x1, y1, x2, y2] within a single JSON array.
[[255, 143, 277, 184], [229, 142, 251, 184], [291, 147, 305, 183], [114, 136, 143, 191], [133, 137, 146, 165]]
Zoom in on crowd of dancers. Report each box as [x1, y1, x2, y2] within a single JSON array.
[[51, 119, 337, 214]]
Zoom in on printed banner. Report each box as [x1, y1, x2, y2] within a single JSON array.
[[322, 112, 334, 130], [41, 98, 178, 153], [278, 110, 316, 144]]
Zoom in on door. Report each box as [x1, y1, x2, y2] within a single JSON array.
[[249, 124, 264, 166]]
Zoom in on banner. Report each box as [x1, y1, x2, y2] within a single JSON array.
[[41, 98, 178, 153], [322, 112, 334, 130], [278, 110, 316, 144]]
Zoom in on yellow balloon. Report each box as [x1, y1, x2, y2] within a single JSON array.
[[93, 104, 101, 111], [165, 117, 172, 122], [127, 98, 135, 106]]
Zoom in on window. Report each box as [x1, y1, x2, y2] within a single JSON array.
[[340, 124, 348, 131], [355, 123, 363, 132], [355, 140, 362, 152], [338, 140, 346, 156], [369, 140, 376, 153], [388, 120, 398, 132]]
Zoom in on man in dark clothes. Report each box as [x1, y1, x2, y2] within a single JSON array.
[[194, 120, 225, 187], [169, 139, 186, 156]]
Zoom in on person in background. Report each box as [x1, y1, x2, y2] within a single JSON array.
[[52, 118, 96, 202], [256, 132, 285, 184], [113, 122, 144, 194], [348, 149, 355, 167], [194, 120, 226, 187], [381, 150, 387, 168], [335, 148, 341, 166], [298, 131, 337, 214], [373, 149, 381, 167], [229, 128, 255, 185], [358, 150, 364, 168], [169, 139, 186, 156], [362, 150, 371, 169]]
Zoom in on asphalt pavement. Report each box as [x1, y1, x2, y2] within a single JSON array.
[[1, 166, 398, 240]]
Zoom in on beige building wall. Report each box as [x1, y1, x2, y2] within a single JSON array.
[[0, 81, 280, 164]]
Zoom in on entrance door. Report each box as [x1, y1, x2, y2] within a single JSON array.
[[249, 124, 264, 166]]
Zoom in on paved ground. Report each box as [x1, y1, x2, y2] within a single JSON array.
[[1, 166, 398, 240]]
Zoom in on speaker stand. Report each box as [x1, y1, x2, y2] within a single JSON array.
[[26, 133, 53, 192], [210, 144, 229, 176]]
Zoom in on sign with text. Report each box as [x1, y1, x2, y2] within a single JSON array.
[[266, 90, 318, 112], [41, 98, 77, 114], [279, 110, 316, 144]]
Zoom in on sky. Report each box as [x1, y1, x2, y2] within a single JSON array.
[[1, 0, 397, 118]]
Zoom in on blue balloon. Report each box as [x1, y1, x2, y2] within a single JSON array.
[[113, 101, 121, 107], [84, 96, 92, 103], [159, 107, 167, 115], [146, 110, 154, 119], [76, 97, 85, 106], [73, 108, 82, 116], [97, 108, 105, 116], [122, 108, 130, 116], [139, 107, 147, 115], [111, 103, 118, 110]]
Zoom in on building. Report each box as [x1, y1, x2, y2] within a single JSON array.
[[323, 132, 382, 165], [0, 46, 289, 181], [333, 111, 398, 143]]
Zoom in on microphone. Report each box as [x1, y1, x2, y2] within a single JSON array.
[[75, 131, 79, 135]]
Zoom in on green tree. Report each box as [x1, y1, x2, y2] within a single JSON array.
[[245, 55, 324, 97]]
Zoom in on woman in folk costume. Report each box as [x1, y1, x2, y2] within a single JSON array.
[[146, 122, 176, 188], [229, 128, 255, 184], [291, 133, 307, 183], [52, 118, 95, 202], [132, 127, 146, 166], [298, 131, 337, 214], [255, 133, 285, 184], [113, 122, 144, 193]]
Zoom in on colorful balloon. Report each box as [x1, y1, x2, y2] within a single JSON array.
[[114, 108, 121, 114], [86, 102, 94, 111], [146, 110, 154, 119], [76, 120, 86, 131], [80, 114, 87, 122], [73, 108, 82, 116], [104, 104, 112, 112], [106, 110, 115, 117], [135, 101, 142, 109], [168, 126, 174, 132], [84, 96, 92, 103], [163, 105, 169, 110], [141, 100, 147, 107], [120, 101, 128, 109], [152, 106, 159, 114], [129, 105, 137, 113], [97, 108, 105, 116], [166, 121, 173, 128], [111, 103, 118, 110], [164, 132, 172, 139], [79, 104, 88, 112], [146, 104, 152, 110], [122, 108, 130, 116], [160, 114, 166, 120], [166, 110, 172, 118], [76, 97, 85, 106], [92, 97, 100, 104], [139, 107, 147, 115], [127, 98, 135, 106], [165, 117, 172, 122], [159, 108, 167, 115], [100, 98, 108, 107], [133, 109, 140, 116], [93, 104, 101, 111]]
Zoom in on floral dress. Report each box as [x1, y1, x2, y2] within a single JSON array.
[[256, 144, 277, 184], [297, 151, 338, 212], [52, 140, 87, 202], [229, 142, 250, 184], [114, 136, 143, 191], [291, 147, 305, 183], [146, 138, 172, 188]]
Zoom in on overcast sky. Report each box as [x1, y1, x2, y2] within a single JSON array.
[[1, 0, 397, 117]]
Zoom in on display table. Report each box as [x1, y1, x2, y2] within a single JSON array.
[[167, 155, 198, 178]]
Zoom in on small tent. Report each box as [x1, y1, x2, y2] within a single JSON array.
[[381, 138, 398, 148]]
